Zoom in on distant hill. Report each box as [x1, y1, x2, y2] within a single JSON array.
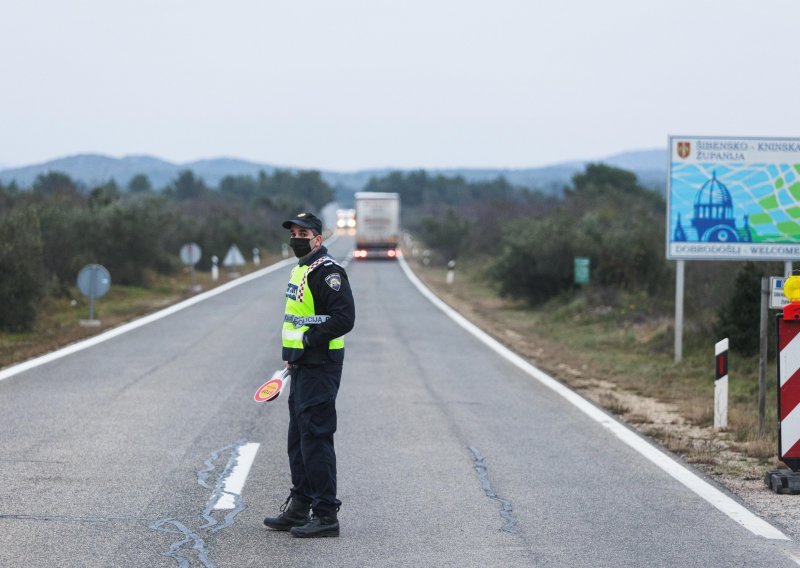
[[0, 154, 278, 191], [0, 149, 667, 197]]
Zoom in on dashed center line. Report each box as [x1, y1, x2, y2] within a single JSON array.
[[213, 442, 260, 510], [152, 438, 260, 567]]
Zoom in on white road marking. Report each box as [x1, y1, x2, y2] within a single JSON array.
[[213, 442, 260, 510], [397, 256, 789, 541], [787, 550, 800, 566], [0, 235, 341, 384]]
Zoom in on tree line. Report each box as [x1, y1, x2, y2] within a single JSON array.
[[1, 163, 768, 354], [0, 169, 333, 331]]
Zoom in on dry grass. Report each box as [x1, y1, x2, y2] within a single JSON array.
[[597, 392, 631, 415], [684, 400, 714, 428]]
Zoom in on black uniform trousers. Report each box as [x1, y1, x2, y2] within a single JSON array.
[[287, 360, 343, 516]]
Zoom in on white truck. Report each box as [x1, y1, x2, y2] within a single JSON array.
[[353, 192, 401, 260]]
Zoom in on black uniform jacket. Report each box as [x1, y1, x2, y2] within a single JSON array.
[[288, 245, 355, 365]]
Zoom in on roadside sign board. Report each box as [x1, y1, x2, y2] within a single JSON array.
[[574, 257, 590, 285], [771, 276, 792, 310], [77, 264, 111, 322], [667, 135, 800, 260], [224, 244, 245, 267], [77, 264, 111, 298], [180, 242, 202, 266]]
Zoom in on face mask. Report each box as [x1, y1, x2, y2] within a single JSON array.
[[289, 237, 313, 258]]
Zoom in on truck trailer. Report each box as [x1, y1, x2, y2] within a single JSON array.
[[353, 192, 400, 260]]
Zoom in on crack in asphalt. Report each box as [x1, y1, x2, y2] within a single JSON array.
[[378, 279, 522, 537], [468, 446, 518, 534], [151, 438, 250, 568], [196, 437, 248, 533], [151, 518, 215, 568], [0, 513, 151, 524]]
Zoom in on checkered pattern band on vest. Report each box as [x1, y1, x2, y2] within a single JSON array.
[[297, 256, 340, 303]]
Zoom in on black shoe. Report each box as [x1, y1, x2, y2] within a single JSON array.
[[290, 515, 340, 538], [263, 496, 311, 531]]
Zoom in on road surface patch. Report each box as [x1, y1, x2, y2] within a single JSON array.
[[468, 446, 517, 533], [151, 438, 257, 567]]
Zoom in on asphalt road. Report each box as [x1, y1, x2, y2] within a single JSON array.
[[1, 234, 798, 567]]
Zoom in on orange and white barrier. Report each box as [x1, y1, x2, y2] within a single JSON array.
[[778, 316, 800, 470]]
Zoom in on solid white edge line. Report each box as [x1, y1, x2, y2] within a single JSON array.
[[0, 234, 341, 384], [213, 442, 261, 510], [397, 255, 789, 541]]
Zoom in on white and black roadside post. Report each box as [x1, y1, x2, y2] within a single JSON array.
[[180, 242, 203, 293], [714, 338, 729, 430], [253, 247, 261, 266], [211, 255, 219, 282], [422, 249, 431, 267], [281, 243, 289, 259], [446, 260, 456, 285], [77, 264, 111, 327]]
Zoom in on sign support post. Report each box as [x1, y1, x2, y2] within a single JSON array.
[[759, 277, 769, 436], [674, 260, 684, 364]]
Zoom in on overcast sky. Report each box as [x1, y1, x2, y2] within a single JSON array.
[[2, 0, 799, 171]]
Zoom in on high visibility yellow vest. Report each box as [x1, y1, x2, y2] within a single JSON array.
[[282, 256, 345, 361]]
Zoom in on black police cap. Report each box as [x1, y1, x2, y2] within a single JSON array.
[[282, 212, 322, 234]]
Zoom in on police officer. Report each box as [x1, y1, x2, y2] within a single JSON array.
[[264, 212, 355, 538]]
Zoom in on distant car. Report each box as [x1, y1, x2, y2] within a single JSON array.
[[336, 208, 356, 229]]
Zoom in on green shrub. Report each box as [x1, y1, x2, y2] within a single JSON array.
[[416, 209, 472, 261], [492, 214, 576, 304], [89, 196, 181, 286], [0, 208, 45, 331], [714, 262, 766, 356], [489, 164, 670, 305]]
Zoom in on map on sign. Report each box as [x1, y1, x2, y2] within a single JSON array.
[[667, 136, 800, 260]]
